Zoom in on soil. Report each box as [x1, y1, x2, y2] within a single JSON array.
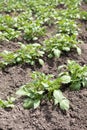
[[0, 2, 87, 130]]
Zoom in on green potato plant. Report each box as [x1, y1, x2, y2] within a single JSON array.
[[44, 34, 81, 58], [0, 43, 44, 68], [0, 0, 86, 112], [58, 60, 87, 90], [57, 19, 78, 35], [0, 97, 15, 108], [16, 71, 70, 110]]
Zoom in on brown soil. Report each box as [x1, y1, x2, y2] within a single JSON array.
[[0, 2, 87, 130]]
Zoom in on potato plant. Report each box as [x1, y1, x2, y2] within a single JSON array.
[[57, 19, 78, 35], [0, 43, 44, 68], [58, 60, 87, 90], [0, 97, 15, 108], [16, 71, 70, 110], [0, 0, 86, 112], [44, 34, 81, 58], [16, 60, 87, 110]]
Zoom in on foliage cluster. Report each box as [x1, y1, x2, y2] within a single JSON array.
[[0, 0, 86, 111]]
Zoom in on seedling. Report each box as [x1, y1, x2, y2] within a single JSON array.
[[58, 60, 87, 90], [0, 43, 44, 68], [57, 19, 78, 35], [16, 71, 70, 110], [0, 97, 15, 108], [44, 34, 81, 58]]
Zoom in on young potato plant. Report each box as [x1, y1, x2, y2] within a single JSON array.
[[80, 11, 87, 20], [13, 14, 45, 41], [0, 15, 16, 28], [0, 97, 15, 108], [44, 34, 81, 58], [16, 71, 70, 110], [58, 60, 87, 90], [0, 29, 20, 41], [0, 13, 46, 41], [56, 8, 80, 20], [0, 43, 44, 68], [57, 19, 78, 35], [35, 7, 57, 26], [27, 0, 58, 14], [0, 15, 20, 40], [66, 0, 82, 8], [23, 20, 46, 41], [0, 0, 27, 13]]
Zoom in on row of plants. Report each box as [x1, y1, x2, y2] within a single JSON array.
[[0, 60, 87, 110], [0, 33, 82, 69], [0, 0, 87, 111], [0, 0, 87, 41], [0, 43, 44, 68]]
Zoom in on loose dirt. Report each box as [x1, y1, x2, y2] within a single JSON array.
[[0, 2, 87, 130]]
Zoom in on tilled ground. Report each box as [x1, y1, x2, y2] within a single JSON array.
[[0, 2, 87, 130]]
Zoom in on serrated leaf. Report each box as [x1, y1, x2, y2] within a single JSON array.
[[60, 75, 71, 84], [60, 99, 69, 110]]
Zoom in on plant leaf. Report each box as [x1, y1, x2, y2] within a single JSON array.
[[60, 99, 69, 110], [33, 99, 40, 109], [60, 75, 71, 84], [76, 47, 81, 55], [53, 49, 61, 58], [39, 59, 44, 66], [53, 90, 63, 103], [41, 82, 49, 88], [23, 98, 33, 109], [70, 82, 81, 90], [16, 86, 30, 96]]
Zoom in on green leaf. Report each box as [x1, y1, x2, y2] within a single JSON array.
[[53, 90, 63, 103], [16, 86, 30, 96], [60, 99, 69, 110], [53, 49, 61, 58], [23, 98, 40, 109], [41, 82, 49, 88], [23, 98, 33, 109], [76, 47, 81, 55], [16, 57, 22, 62], [39, 59, 44, 66], [63, 47, 70, 51], [70, 82, 81, 90], [0, 97, 15, 108], [0, 99, 5, 107], [33, 99, 40, 109], [37, 91, 44, 95], [60, 75, 71, 84], [54, 98, 59, 105]]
